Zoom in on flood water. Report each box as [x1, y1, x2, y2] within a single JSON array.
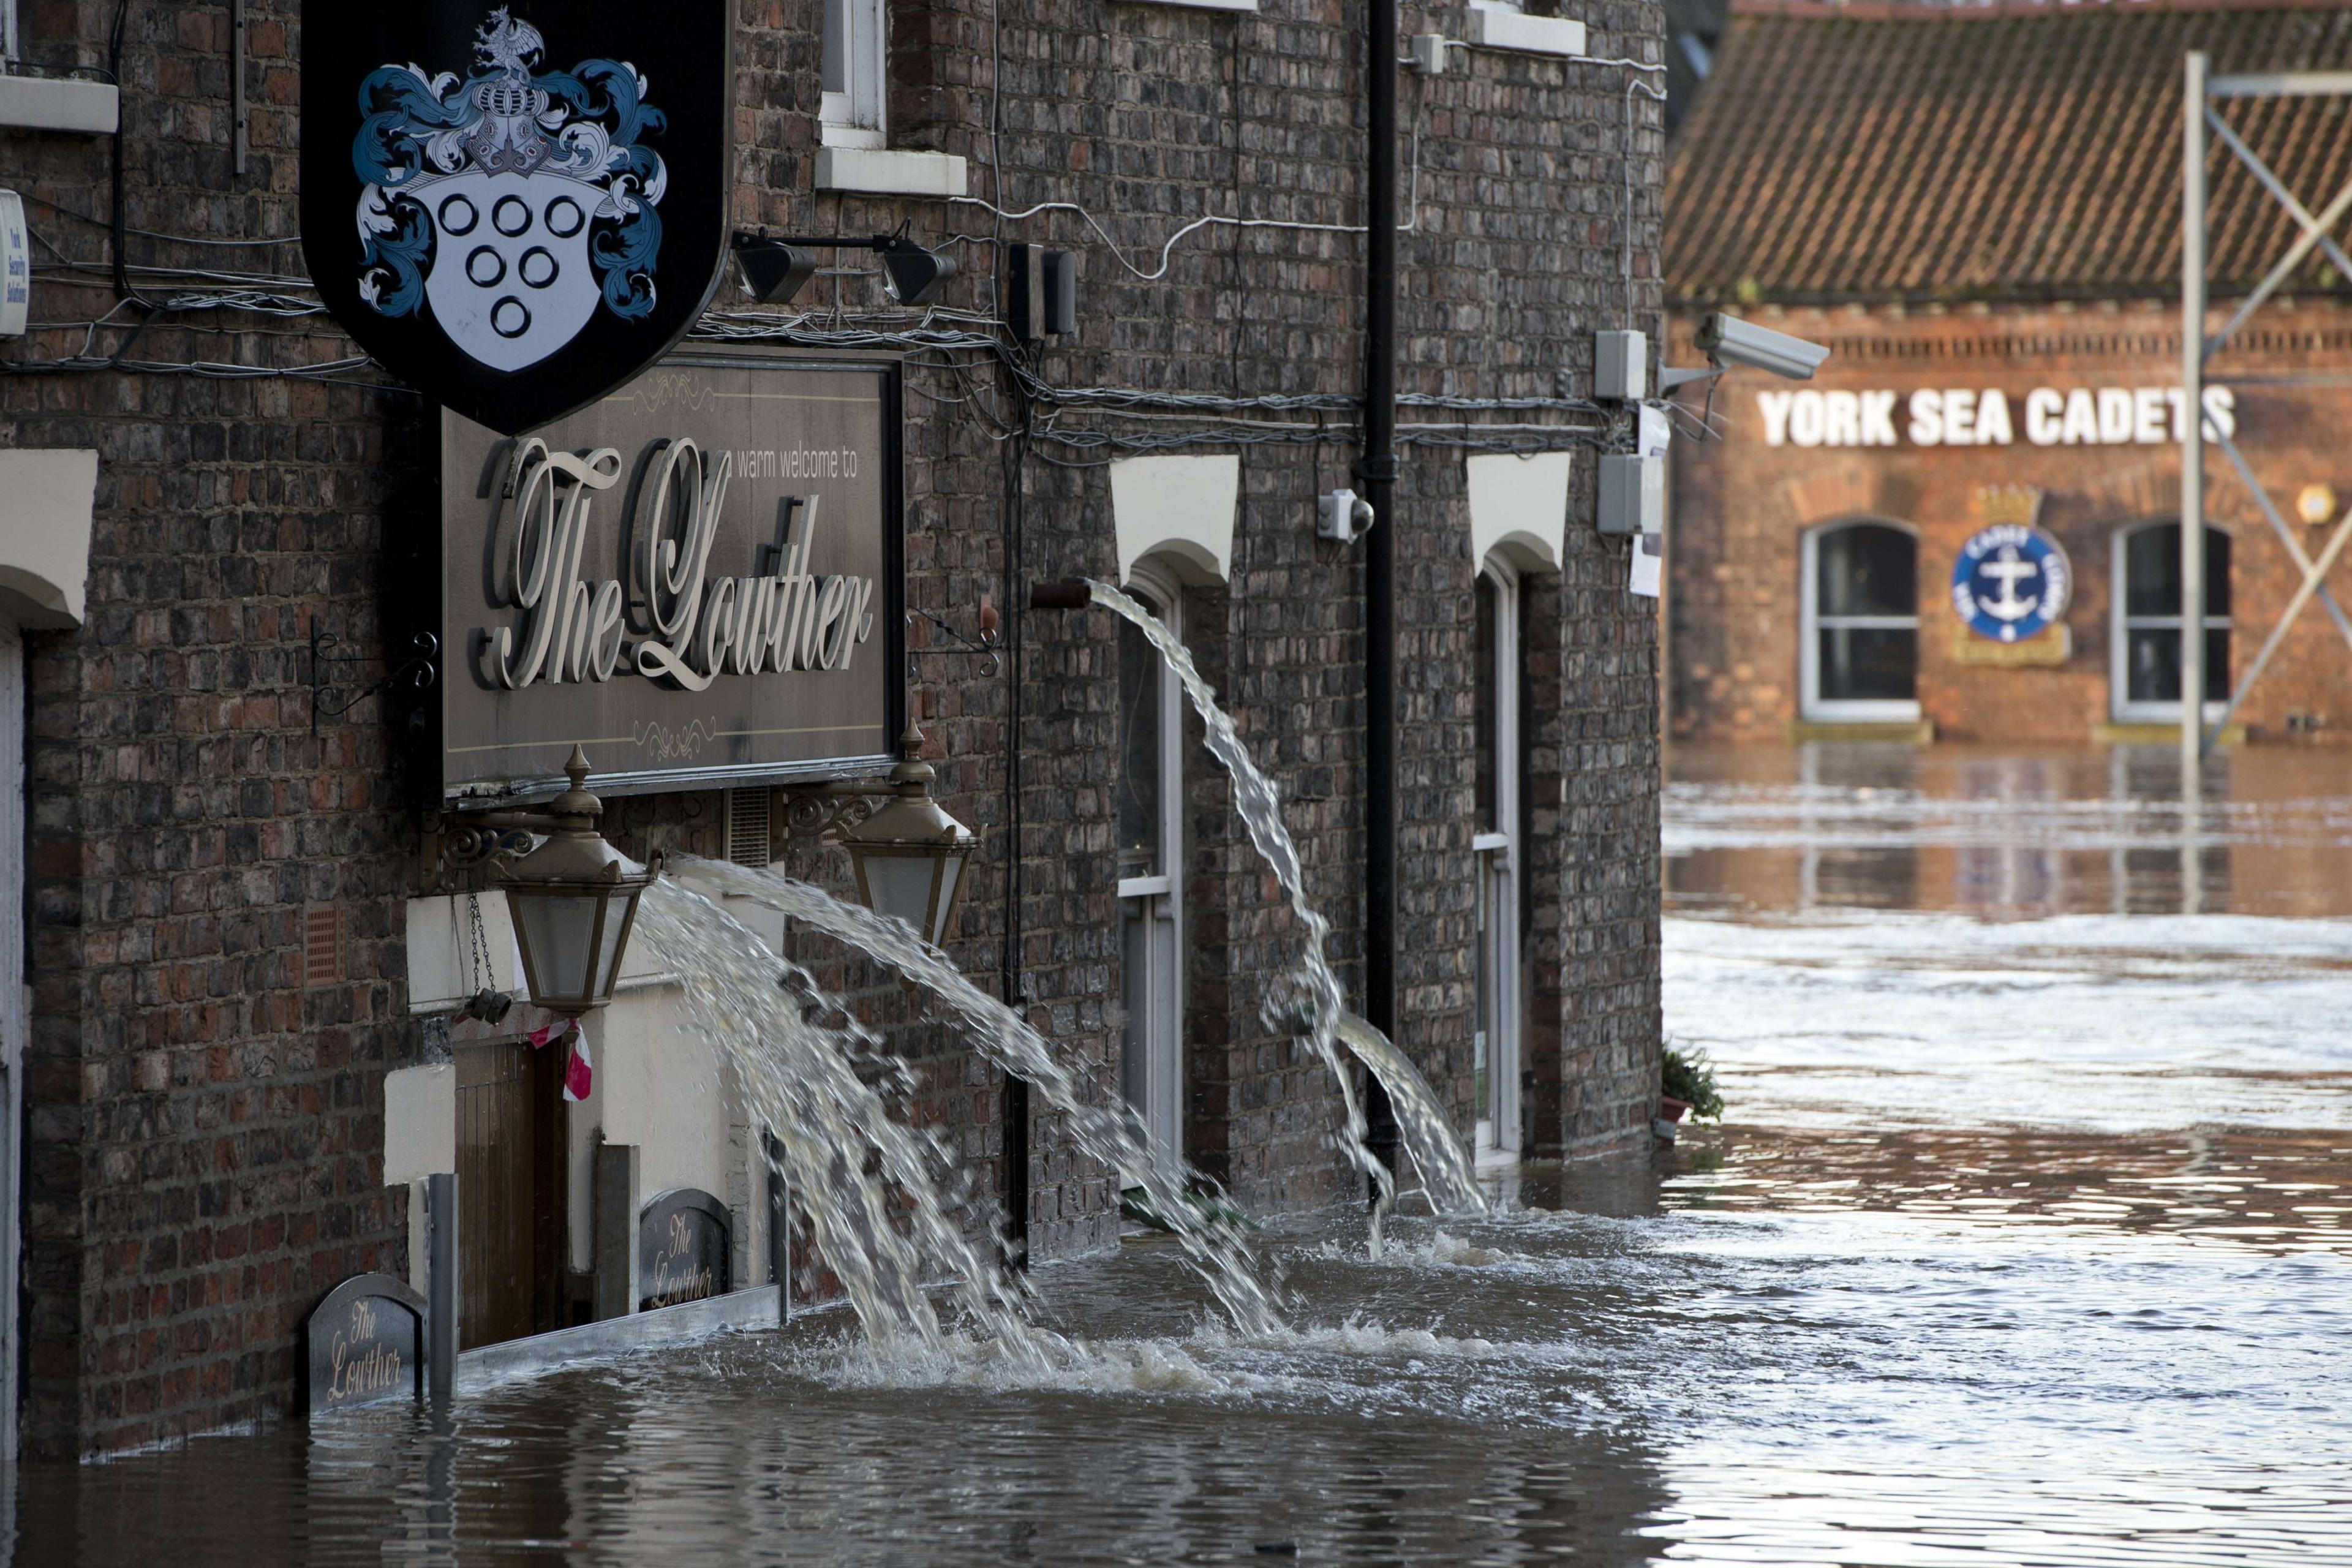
[[13, 743, 2350, 1565]]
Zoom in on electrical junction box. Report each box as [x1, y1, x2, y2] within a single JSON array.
[[1594, 330, 1646, 401], [1408, 34, 1450, 74], [1598, 454, 1664, 536], [0, 191, 29, 338]]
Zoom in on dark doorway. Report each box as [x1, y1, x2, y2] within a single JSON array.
[[456, 1039, 565, 1348]]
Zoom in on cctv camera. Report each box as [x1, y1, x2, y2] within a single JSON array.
[[1698, 312, 1831, 380], [1317, 489, 1375, 544]]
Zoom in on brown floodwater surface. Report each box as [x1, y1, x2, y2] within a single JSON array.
[[8, 742, 2348, 1564]]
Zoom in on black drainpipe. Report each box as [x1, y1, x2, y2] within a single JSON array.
[[1359, 0, 1401, 1178]]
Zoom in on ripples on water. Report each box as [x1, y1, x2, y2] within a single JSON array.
[[14, 744, 2350, 1565]]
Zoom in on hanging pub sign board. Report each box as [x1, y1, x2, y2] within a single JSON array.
[[638, 1189, 731, 1311], [1950, 488, 2072, 667], [305, 1273, 429, 1414], [427, 348, 905, 802], [300, 2, 732, 434]]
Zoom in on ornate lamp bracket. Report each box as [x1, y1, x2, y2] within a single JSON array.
[[776, 722, 937, 840]]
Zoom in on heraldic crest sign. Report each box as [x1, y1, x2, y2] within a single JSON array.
[[301, 2, 731, 434]]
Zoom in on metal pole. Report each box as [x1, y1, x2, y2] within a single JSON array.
[[764, 1129, 791, 1322], [1359, 0, 1400, 1180], [426, 1171, 457, 1404], [231, 0, 249, 178], [2180, 51, 2209, 782]]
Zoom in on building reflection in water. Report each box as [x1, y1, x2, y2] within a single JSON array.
[[1665, 742, 2352, 920]]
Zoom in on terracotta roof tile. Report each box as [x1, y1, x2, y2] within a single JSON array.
[[1666, 3, 2352, 304]]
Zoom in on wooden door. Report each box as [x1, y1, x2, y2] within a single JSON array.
[[456, 1039, 563, 1348]]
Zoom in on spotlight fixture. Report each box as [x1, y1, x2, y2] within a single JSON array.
[[733, 235, 820, 305], [876, 233, 957, 307], [729, 227, 959, 309]]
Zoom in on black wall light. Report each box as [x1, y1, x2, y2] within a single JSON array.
[[1007, 243, 1077, 341], [733, 228, 959, 307]]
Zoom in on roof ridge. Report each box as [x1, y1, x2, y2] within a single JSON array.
[[1667, 6, 2352, 303]]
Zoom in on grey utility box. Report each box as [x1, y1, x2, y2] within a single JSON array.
[[1598, 454, 1664, 536], [1594, 330, 1647, 401]]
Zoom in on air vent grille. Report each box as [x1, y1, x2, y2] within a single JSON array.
[[726, 788, 773, 868], [303, 903, 344, 988]]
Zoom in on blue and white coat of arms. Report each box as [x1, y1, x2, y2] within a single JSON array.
[[302, 1, 730, 433], [353, 9, 665, 372]]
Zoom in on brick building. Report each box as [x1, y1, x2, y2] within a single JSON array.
[[1664, 1, 2352, 745], [0, 0, 1665, 1456]]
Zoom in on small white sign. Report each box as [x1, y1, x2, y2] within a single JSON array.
[[1638, 404, 1672, 461], [1629, 531, 1662, 598], [0, 191, 30, 338]]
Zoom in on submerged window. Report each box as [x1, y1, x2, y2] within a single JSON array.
[[1803, 521, 1918, 720], [2114, 522, 2231, 720]]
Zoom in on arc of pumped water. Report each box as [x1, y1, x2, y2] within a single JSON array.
[[1086, 580, 1485, 1222], [673, 858, 1283, 1336], [636, 880, 1065, 1362]]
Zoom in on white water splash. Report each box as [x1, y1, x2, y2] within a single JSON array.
[[1087, 579, 1485, 1234], [635, 880, 1066, 1364], [674, 858, 1281, 1336]]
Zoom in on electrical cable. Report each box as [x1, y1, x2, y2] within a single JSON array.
[[946, 127, 1427, 282]]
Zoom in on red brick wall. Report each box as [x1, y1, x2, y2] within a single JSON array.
[[1667, 299, 2352, 744], [3, 0, 1668, 1452]]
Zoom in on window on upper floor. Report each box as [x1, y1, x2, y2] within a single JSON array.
[[821, 0, 886, 149]]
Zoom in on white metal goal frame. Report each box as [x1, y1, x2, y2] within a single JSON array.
[[2180, 53, 2352, 764]]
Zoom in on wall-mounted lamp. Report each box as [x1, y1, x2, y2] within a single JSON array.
[[2297, 483, 2338, 526], [781, 724, 976, 948], [1008, 243, 1077, 341], [437, 748, 661, 1018], [733, 227, 959, 307]]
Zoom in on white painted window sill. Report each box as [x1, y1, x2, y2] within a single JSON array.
[[1112, 0, 1259, 12], [815, 147, 969, 198], [1464, 6, 1588, 57], [0, 74, 119, 134]]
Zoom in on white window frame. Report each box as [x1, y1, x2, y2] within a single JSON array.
[[1472, 559, 1521, 1163], [2, 4, 18, 63], [2111, 519, 2231, 723], [0, 616, 21, 1463], [1117, 565, 1186, 1173], [821, 0, 886, 150], [1800, 519, 1921, 723]]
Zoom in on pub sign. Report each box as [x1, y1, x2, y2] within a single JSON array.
[[433, 349, 905, 801], [300, 2, 733, 434]]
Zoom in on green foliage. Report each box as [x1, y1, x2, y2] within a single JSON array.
[[1121, 1186, 1262, 1237], [1661, 1042, 1725, 1122]]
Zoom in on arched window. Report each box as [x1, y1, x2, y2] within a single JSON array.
[[1801, 520, 1918, 721], [2112, 521, 2231, 722], [1471, 560, 1523, 1161]]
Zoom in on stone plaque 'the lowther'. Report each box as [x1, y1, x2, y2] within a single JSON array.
[[431, 349, 905, 802], [638, 1188, 731, 1311], [306, 1273, 428, 1414]]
